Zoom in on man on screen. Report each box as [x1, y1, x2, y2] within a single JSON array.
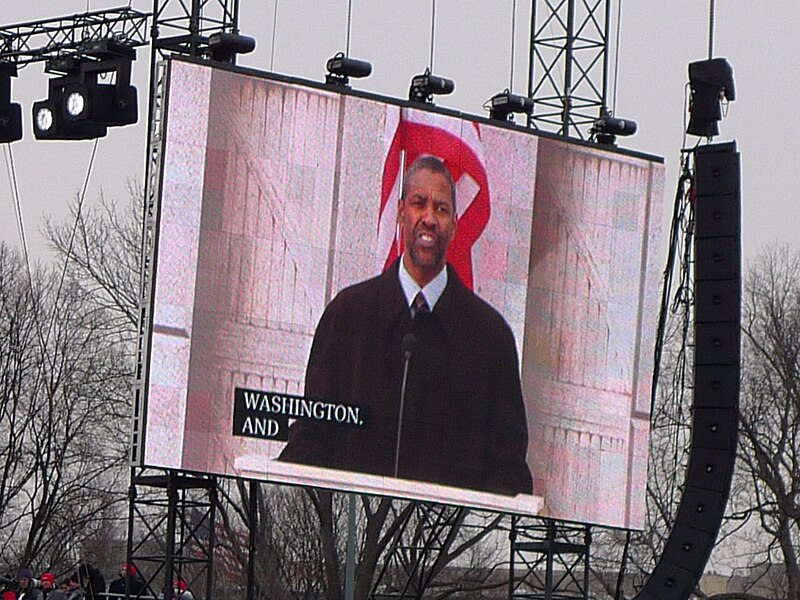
[[279, 155, 533, 495]]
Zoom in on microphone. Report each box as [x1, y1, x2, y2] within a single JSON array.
[[394, 333, 418, 478], [401, 332, 418, 360]]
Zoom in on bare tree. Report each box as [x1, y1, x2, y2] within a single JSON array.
[[599, 243, 800, 600], [727, 243, 800, 600], [0, 243, 131, 575], [45, 181, 143, 332]]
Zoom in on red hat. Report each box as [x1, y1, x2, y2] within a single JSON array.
[[173, 580, 187, 591], [40, 573, 56, 584], [3, 591, 16, 600], [122, 563, 137, 576]]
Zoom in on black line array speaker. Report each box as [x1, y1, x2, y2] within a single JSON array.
[[636, 141, 741, 600]]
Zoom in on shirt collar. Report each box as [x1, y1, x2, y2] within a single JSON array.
[[398, 256, 448, 312]]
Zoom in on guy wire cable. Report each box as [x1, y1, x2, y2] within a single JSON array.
[[269, 0, 279, 72], [4, 144, 31, 276], [43, 138, 101, 365], [611, 0, 623, 113], [3, 136, 100, 445], [510, 0, 518, 91], [346, 0, 353, 57], [429, 0, 436, 73], [708, 0, 715, 59]]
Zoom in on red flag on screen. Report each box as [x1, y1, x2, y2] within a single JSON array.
[[377, 108, 491, 290]]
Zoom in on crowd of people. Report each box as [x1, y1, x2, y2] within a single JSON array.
[[1, 565, 192, 600]]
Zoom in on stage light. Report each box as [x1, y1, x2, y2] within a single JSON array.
[[33, 102, 55, 135], [208, 32, 256, 63], [409, 68, 454, 104], [32, 96, 107, 140], [0, 62, 22, 143], [687, 58, 735, 138], [590, 112, 637, 145], [64, 85, 90, 120], [325, 52, 372, 87], [488, 89, 533, 122], [32, 41, 138, 140]]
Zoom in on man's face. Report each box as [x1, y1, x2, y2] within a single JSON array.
[[398, 168, 457, 286], [42, 581, 53, 591]]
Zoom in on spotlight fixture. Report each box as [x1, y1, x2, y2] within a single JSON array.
[[590, 111, 637, 146], [0, 62, 22, 143], [208, 32, 256, 64], [64, 84, 90, 120], [32, 41, 138, 141], [687, 57, 735, 138], [488, 89, 533, 122], [408, 68, 454, 104], [325, 52, 372, 87], [32, 96, 107, 140]]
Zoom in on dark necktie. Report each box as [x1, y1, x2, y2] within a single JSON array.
[[413, 291, 430, 318]]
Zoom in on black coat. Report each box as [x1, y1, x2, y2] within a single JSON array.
[[279, 261, 533, 495]]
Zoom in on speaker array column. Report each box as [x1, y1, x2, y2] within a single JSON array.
[[637, 141, 741, 600]]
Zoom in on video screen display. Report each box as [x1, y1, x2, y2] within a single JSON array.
[[139, 58, 664, 528]]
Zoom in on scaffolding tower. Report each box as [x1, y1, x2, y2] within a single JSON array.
[[509, 519, 591, 600], [528, 0, 612, 138]]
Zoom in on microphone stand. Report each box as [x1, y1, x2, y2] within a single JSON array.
[[394, 333, 417, 478]]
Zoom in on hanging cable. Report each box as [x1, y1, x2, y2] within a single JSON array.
[[509, 0, 517, 91], [651, 157, 694, 413], [708, 0, 715, 59], [269, 0, 279, 71], [3, 138, 49, 389], [44, 139, 100, 360], [345, 0, 353, 57], [5, 138, 100, 454], [4, 144, 31, 275], [650, 148, 697, 513], [429, 0, 436, 72], [611, 0, 623, 113]]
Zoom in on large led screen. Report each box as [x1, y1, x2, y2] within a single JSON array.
[[139, 58, 664, 528]]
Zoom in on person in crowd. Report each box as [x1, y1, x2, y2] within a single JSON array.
[[107, 564, 144, 600], [64, 574, 82, 600], [0, 572, 17, 600], [72, 565, 103, 600], [16, 570, 41, 600], [38, 574, 65, 600], [172, 580, 192, 600]]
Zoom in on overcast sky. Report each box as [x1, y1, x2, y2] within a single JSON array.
[[1, 1, 797, 265]]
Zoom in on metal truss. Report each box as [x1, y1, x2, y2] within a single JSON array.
[[0, 7, 149, 66], [527, 0, 611, 139], [131, 54, 168, 466], [371, 502, 466, 598], [0, 0, 242, 66], [151, 0, 241, 58], [509, 519, 591, 600], [127, 469, 218, 600]]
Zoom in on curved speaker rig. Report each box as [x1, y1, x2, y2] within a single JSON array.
[[635, 141, 741, 600]]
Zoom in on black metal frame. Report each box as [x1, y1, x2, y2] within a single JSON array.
[[509, 519, 591, 600], [127, 469, 218, 600], [370, 503, 466, 599], [0, 8, 149, 66], [528, 0, 611, 139], [150, 0, 240, 58]]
